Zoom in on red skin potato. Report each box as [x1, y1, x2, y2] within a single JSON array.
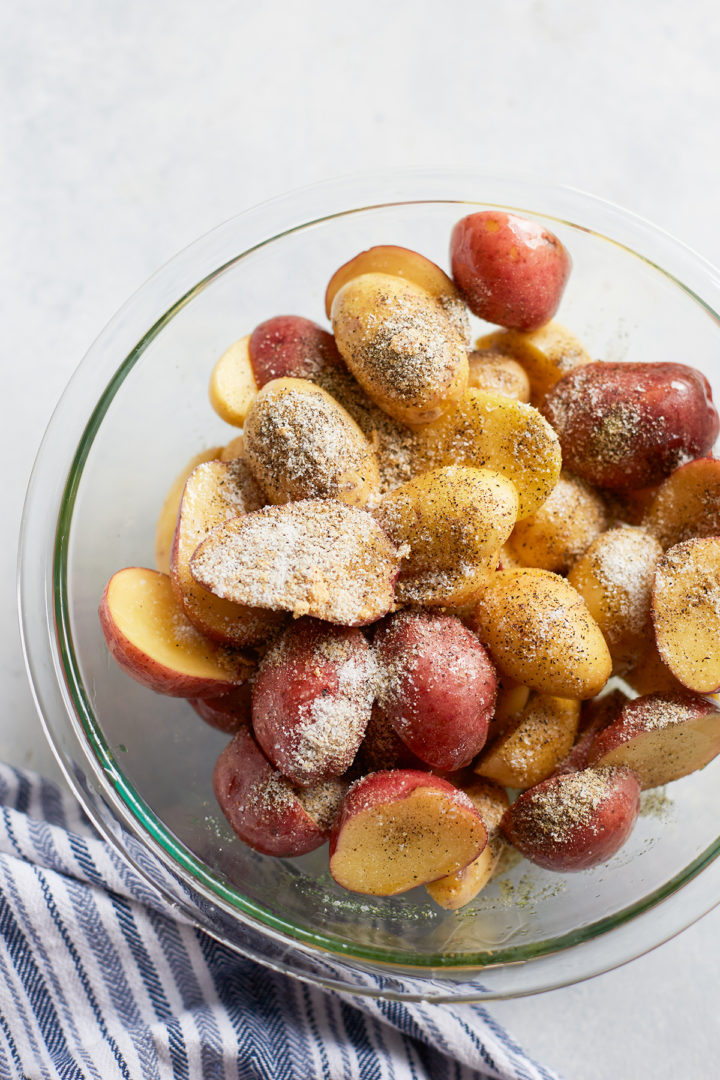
[[374, 611, 497, 772], [213, 728, 329, 857], [552, 690, 629, 777], [450, 211, 571, 331], [252, 618, 375, 787], [248, 316, 344, 386], [501, 766, 641, 871], [189, 681, 253, 733], [541, 362, 720, 490], [328, 769, 485, 861]]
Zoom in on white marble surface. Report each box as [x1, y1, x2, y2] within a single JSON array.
[[4, 1, 720, 1076]]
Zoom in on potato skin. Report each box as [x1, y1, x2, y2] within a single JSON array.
[[374, 610, 497, 772], [213, 728, 330, 857], [243, 377, 379, 507], [252, 619, 375, 786], [501, 766, 641, 871], [470, 568, 612, 699], [450, 211, 571, 331], [541, 361, 720, 490], [331, 273, 468, 427], [375, 465, 518, 606], [249, 315, 344, 386]]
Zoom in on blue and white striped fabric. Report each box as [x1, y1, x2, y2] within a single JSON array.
[[0, 764, 561, 1080]]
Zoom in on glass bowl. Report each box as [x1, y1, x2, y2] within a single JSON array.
[[19, 170, 720, 1001]]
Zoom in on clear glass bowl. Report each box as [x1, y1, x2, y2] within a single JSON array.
[[18, 171, 720, 1001]]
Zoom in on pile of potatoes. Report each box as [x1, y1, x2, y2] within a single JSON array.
[[99, 210, 720, 907]]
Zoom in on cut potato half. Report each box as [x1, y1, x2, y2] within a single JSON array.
[[154, 446, 221, 574], [652, 537, 720, 693], [208, 335, 258, 427]]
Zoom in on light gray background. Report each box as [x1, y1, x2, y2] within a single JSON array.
[[4, 1, 719, 1076]]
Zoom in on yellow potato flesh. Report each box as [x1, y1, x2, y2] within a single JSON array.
[[425, 781, 508, 909], [653, 538, 720, 693], [375, 465, 518, 606], [591, 711, 720, 790], [417, 389, 561, 519], [106, 568, 238, 683], [475, 694, 580, 789], [509, 472, 608, 574], [208, 335, 258, 427], [476, 322, 591, 403], [154, 447, 222, 574], [471, 568, 612, 699], [330, 789, 486, 896], [467, 352, 531, 402]]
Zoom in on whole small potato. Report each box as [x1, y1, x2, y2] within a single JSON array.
[[331, 272, 468, 427], [470, 568, 612, 699], [508, 472, 608, 573], [375, 465, 518, 606], [568, 526, 662, 673], [450, 211, 571, 331], [541, 361, 720, 490], [417, 388, 562, 519], [374, 610, 498, 772], [243, 377, 379, 506]]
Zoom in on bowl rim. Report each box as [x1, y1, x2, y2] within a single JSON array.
[[18, 168, 720, 998]]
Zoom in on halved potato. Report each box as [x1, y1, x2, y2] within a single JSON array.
[[643, 456, 720, 549], [154, 446, 221, 574], [416, 388, 562, 519], [652, 537, 720, 692], [475, 693, 580, 789], [375, 465, 518, 606], [467, 350, 531, 402], [476, 322, 591, 403], [508, 472, 608, 573], [208, 335, 258, 427]]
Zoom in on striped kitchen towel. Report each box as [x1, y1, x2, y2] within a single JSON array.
[[0, 764, 560, 1080]]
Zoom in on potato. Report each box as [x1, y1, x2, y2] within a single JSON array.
[[171, 458, 282, 647], [243, 377, 379, 507], [450, 211, 571, 331], [329, 770, 487, 896], [325, 244, 470, 342], [501, 766, 641, 871], [219, 434, 245, 462], [552, 689, 628, 776], [493, 677, 530, 725], [189, 500, 400, 626], [643, 456, 720, 549], [508, 472, 608, 573], [354, 705, 426, 773], [375, 465, 518, 606], [587, 691, 720, 789], [541, 361, 720, 490], [251, 619, 376, 787], [475, 692, 580, 789], [416, 388, 562, 519], [470, 568, 612, 699], [154, 446, 221, 574], [214, 728, 345, 857], [625, 640, 684, 696], [425, 779, 509, 909], [189, 683, 253, 734], [567, 526, 662, 672], [652, 537, 720, 692], [331, 272, 468, 427], [373, 610, 497, 772], [208, 335, 258, 427], [467, 350, 530, 402], [476, 322, 591, 403], [248, 315, 345, 385]]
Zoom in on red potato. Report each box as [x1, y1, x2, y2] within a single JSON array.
[[248, 315, 345, 386], [213, 728, 345, 857], [643, 456, 720, 549], [354, 705, 427, 773], [501, 766, 641, 871], [541, 362, 720, 490], [252, 619, 376, 787], [374, 611, 497, 771], [652, 537, 720, 693], [329, 770, 487, 895], [99, 568, 252, 698], [450, 211, 571, 331], [586, 691, 720, 789], [189, 681, 253, 734]]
